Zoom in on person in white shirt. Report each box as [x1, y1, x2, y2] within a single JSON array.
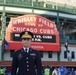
[[52, 67, 58, 75]]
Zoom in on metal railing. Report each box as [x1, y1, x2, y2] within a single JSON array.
[[0, 0, 76, 14]]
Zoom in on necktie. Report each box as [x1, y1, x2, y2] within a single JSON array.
[[25, 49, 27, 53], [26, 49, 29, 53]]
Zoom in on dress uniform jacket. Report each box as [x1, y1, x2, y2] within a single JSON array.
[[11, 48, 42, 75]]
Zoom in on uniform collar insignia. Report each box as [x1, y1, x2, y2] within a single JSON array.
[[30, 48, 33, 51], [21, 48, 25, 52]]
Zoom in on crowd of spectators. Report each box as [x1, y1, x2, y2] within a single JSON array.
[[0, 65, 76, 75], [42, 65, 76, 75]]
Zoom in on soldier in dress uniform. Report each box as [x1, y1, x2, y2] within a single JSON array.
[[11, 31, 42, 75]]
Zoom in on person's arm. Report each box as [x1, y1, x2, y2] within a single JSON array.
[[35, 51, 42, 75], [11, 52, 18, 75], [52, 71, 54, 75]]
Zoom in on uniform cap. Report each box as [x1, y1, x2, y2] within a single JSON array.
[[20, 31, 33, 38]]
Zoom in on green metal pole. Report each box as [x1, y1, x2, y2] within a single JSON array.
[[57, 12, 61, 61], [32, 0, 34, 14], [1, 1, 6, 60]]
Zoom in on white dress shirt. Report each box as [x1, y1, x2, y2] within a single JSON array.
[[23, 47, 29, 53]]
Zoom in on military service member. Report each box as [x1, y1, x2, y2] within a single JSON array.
[[11, 31, 42, 75]]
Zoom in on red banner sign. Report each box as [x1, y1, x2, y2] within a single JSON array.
[[6, 15, 60, 51]]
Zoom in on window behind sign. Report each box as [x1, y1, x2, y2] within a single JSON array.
[[64, 51, 67, 58], [48, 51, 52, 58], [71, 51, 75, 59]]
